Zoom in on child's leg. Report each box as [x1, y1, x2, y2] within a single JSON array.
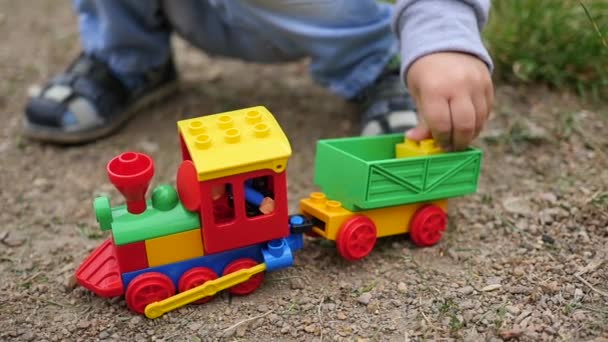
[[164, 0, 395, 99], [24, 0, 177, 144], [75, 0, 172, 78], [164, 0, 416, 134]]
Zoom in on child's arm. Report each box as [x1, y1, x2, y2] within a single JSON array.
[[393, 0, 494, 151]]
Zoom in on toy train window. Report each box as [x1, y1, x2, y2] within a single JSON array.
[[244, 176, 275, 218], [211, 183, 235, 224]]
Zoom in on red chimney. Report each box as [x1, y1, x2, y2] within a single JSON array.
[[107, 152, 154, 214]]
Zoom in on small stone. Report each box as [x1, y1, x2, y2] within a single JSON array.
[[573, 288, 584, 302], [337, 312, 347, 320], [257, 304, 269, 312], [323, 303, 336, 311], [397, 282, 408, 294], [357, 292, 372, 305], [236, 325, 247, 338], [513, 268, 526, 277], [290, 278, 305, 290], [188, 322, 202, 331], [33, 178, 49, 187], [506, 305, 521, 316], [481, 284, 502, 292], [64, 275, 78, 291], [21, 332, 35, 342], [98, 331, 110, 339], [503, 196, 531, 216], [76, 321, 90, 329], [540, 193, 557, 203], [304, 324, 317, 333], [222, 328, 236, 338], [460, 300, 476, 310], [572, 310, 586, 322], [459, 286, 475, 295], [542, 234, 555, 244], [129, 316, 143, 326], [268, 314, 280, 324]]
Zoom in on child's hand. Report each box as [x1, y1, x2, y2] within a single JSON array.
[[405, 52, 493, 151]]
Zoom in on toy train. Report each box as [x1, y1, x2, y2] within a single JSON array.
[[75, 106, 482, 318]]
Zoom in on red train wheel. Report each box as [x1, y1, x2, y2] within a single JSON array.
[[336, 216, 377, 261], [178, 267, 218, 304], [126, 272, 175, 314], [222, 258, 264, 296], [409, 205, 447, 247]]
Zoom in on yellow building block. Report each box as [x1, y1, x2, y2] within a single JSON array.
[[177, 106, 292, 181], [299, 192, 447, 241], [395, 138, 442, 158], [146, 229, 204, 267]]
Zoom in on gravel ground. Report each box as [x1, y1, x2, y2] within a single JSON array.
[[1, 2, 607, 341]]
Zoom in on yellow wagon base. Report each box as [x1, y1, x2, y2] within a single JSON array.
[[299, 192, 448, 260]]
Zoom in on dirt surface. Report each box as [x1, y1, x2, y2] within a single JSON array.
[[1, 2, 608, 341]]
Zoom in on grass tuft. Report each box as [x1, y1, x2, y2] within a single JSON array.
[[485, 0, 608, 100]]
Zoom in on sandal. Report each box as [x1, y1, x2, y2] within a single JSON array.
[[358, 57, 418, 136], [23, 53, 178, 144]]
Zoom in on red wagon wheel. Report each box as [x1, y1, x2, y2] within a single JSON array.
[[336, 216, 377, 261], [223, 258, 265, 296], [126, 272, 175, 314], [178, 267, 218, 304], [409, 205, 447, 247]]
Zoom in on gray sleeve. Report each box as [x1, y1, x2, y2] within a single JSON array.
[[392, 0, 493, 78]]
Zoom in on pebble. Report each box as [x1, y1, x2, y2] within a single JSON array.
[[268, 313, 280, 324], [323, 303, 336, 311], [573, 288, 584, 302], [337, 312, 347, 320], [513, 268, 526, 277], [459, 300, 476, 310], [481, 284, 502, 292], [357, 292, 372, 305], [506, 305, 521, 316], [542, 234, 555, 244], [540, 192, 557, 203], [257, 304, 269, 312], [397, 282, 408, 293], [459, 286, 475, 295], [502, 196, 531, 215], [129, 316, 142, 326], [304, 324, 317, 333], [76, 321, 90, 329], [188, 322, 202, 332], [98, 331, 110, 340], [290, 278, 305, 290], [236, 325, 247, 337]]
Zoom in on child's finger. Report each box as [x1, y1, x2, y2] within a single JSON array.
[[417, 95, 452, 151], [449, 96, 476, 151], [405, 119, 432, 140], [472, 91, 488, 139]]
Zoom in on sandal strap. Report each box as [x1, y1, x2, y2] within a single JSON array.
[[41, 54, 131, 118]]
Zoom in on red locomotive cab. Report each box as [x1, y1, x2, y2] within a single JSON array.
[[176, 106, 293, 255], [199, 169, 289, 254]]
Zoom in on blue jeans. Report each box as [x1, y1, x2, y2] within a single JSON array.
[[74, 0, 397, 99]]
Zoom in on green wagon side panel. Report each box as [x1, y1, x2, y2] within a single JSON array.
[[314, 134, 482, 211]]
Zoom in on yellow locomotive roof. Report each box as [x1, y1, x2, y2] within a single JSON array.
[[177, 106, 292, 181]]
